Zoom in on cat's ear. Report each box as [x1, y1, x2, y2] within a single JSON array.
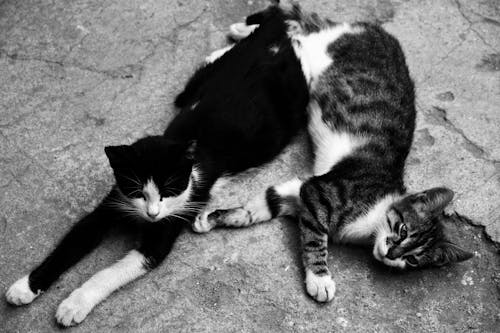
[[104, 145, 134, 169], [428, 241, 473, 267], [185, 140, 197, 160], [415, 187, 454, 217]]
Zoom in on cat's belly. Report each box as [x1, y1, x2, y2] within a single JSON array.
[[308, 100, 366, 176]]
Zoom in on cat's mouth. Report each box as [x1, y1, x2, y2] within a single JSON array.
[[373, 239, 407, 269]]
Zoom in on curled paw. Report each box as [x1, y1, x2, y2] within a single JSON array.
[[6, 275, 39, 305], [305, 269, 336, 303], [192, 211, 215, 233], [229, 23, 259, 40], [56, 288, 94, 327]]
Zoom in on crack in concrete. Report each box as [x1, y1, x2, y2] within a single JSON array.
[[0, 216, 7, 240], [450, 212, 500, 249], [420, 32, 469, 84], [426, 106, 499, 166], [453, 0, 498, 51], [0, 5, 208, 95], [0, 49, 143, 80]]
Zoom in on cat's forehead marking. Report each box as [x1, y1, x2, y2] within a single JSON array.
[[143, 179, 160, 202]]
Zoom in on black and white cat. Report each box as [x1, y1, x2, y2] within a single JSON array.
[[200, 5, 473, 302], [5, 7, 308, 326]]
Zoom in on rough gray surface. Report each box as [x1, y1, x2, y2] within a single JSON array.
[[1, 0, 499, 332]]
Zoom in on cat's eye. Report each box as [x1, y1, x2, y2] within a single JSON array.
[[399, 224, 407, 239], [404, 255, 418, 267]]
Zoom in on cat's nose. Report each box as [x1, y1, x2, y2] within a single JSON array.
[[147, 211, 159, 219], [386, 249, 397, 260], [386, 247, 403, 260]]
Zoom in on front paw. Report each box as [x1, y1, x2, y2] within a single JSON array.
[[6, 275, 39, 305], [192, 211, 215, 233], [305, 269, 336, 303], [56, 288, 94, 327], [228, 23, 259, 40]]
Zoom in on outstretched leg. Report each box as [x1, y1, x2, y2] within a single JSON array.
[[299, 179, 335, 303], [55, 217, 185, 326], [6, 190, 119, 306], [193, 177, 303, 233]]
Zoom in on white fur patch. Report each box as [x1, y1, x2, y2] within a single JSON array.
[[308, 101, 366, 176], [337, 193, 401, 244], [274, 177, 303, 198], [244, 191, 272, 223], [5, 275, 39, 305], [131, 168, 196, 222], [292, 23, 358, 86], [56, 250, 147, 326], [269, 45, 280, 54], [244, 177, 304, 223], [228, 22, 259, 40], [209, 176, 230, 196], [305, 269, 336, 303], [205, 45, 233, 63]]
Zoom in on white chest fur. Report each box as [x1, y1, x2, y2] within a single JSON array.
[[335, 194, 400, 244], [308, 101, 366, 176]]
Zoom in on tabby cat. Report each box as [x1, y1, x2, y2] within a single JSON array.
[[199, 4, 473, 302], [5, 7, 308, 325]]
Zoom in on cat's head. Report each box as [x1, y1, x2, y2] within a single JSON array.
[[104, 136, 198, 222], [373, 187, 473, 269]]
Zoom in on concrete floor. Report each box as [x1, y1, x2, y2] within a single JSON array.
[[1, 0, 499, 332]]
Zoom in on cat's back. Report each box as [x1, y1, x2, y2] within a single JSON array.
[[296, 21, 416, 175], [317, 22, 415, 120], [309, 22, 415, 154]]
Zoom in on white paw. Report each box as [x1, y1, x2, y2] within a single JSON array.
[[192, 211, 215, 233], [56, 288, 95, 327], [228, 23, 259, 40], [6, 275, 39, 305], [305, 269, 336, 303], [204, 46, 232, 63]]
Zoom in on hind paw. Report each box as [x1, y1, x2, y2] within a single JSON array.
[[192, 211, 215, 233]]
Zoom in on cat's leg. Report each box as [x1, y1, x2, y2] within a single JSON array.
[[193, 177, 303, 233], [55, 218, 184, 326], [299, 180, 336, 303], [6, 193, 117, 306]]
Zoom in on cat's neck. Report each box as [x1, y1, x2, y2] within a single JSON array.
[[335, 191, 404, 245]]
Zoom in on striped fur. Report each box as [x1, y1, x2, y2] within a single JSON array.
[[208, 5, 472, 303]]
